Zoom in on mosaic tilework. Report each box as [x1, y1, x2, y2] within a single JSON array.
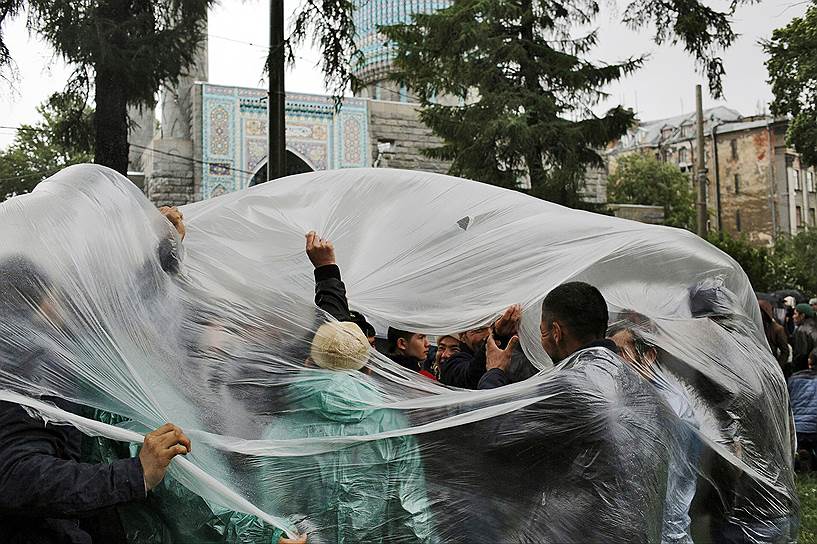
[[352, 0, 451, 84], [198, 83, 369, 201]]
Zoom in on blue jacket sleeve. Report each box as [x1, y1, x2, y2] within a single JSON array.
[[0, 402, 146, 518]]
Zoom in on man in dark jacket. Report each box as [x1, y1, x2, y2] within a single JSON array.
[[435, 282, 676, 543], [385, 327, 433, 377], [794, 303, 817, 372], [0, 206, 192, 543], [480, 282, 617, 389], [0, 254, 192, 544], [789, 348, 817, 470], [759, 299, 791, 377], [439, 304, 522, 389]]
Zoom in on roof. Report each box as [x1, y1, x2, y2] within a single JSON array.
[[613, 106, 743, 151]]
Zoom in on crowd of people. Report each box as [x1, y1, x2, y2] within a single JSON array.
[[0, 205, 799, 543], [764, 295, 817, 472]]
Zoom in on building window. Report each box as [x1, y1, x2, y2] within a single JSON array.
[[734, 174, 740, 194], [730, 139, 738, 161], [679, 147, 689, 164], [736, 209, 742, 232], [811, 208, 816, 226], [789, 167, 802, 191], [797, 206, 803, 227], [680, 124, 692, 138], [808, 171, 816, 193]]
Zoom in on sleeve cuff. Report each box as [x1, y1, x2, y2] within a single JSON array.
[[115, 457, 147, 501], [314, 264, 341, 283], [479, 368, 509, 389]]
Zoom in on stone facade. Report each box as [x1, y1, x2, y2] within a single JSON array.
[[368, 99, 449, 173]]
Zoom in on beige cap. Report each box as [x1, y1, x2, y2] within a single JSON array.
[[310, 321, 370, 371]]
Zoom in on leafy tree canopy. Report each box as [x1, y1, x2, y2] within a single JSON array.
[[608, 153, 696, 230], [765, 2, 817, 166], [0, 91, 94, 200]]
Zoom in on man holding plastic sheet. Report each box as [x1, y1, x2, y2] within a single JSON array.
[[265, 232, 435, 543], [0, 253, 193, 544], [465, 282, 677, 543], [439, 305, 524, 389]]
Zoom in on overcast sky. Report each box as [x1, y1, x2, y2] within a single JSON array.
[[0, 0, 808, 150]]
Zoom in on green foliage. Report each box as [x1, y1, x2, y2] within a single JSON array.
[[797, 472, 817, 544], [0, 0, 213, 173], [706, 232, 774, 293], [608, 153, 696, 230], [771, 229, 817, 296], [384, 0, 641, 206], [385, 0, 753, 205], [288, 0, 362, 97], [764, 2, 817, 167], [705, 229, 817, 295], [0, 91, 94, 200]]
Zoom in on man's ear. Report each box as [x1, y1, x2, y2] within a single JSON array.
[[552, 320, 563, 343], [396, 337, 408, 352]]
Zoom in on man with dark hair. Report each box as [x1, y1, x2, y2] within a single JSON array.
[[439, 305, 522, 389], [386, 327, 433, 378], [450, 282, 675, 543], [349, 311, 376, 347], [793, 303, 817, 372], [480, 282, 615, 389]]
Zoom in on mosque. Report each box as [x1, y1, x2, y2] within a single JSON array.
[[128, 1, 454, 206]]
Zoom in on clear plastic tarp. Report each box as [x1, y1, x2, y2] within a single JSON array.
[[0, 164, 798, 543]]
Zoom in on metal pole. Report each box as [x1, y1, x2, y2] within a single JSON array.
[[695, 85, 708, 237], [268, 0, 286, 181]]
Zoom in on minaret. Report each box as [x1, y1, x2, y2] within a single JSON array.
[[142, 27, 209, 206], [352, 0, 450, 101]]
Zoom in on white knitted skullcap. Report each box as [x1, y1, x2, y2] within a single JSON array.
[[310, 321, 370, 371]]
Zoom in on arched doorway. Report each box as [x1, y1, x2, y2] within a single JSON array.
[[249, 150, 315, 187]]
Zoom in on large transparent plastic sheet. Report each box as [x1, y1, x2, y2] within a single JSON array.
[[0, 164, 798, 543]]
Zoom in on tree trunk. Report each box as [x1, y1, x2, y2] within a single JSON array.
[[518, 0, 550, 200], [94, 70, 129, 175], [93, 0, 130, 175]]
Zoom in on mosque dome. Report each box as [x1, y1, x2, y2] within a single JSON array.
[[352, 0, 450, 87]]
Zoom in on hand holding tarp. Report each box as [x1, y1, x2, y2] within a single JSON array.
[[306, 231, 336, 268], [139, 423, 192, 491], [494, 304, 522, 338], [485, 333, 519, 373], [160, 206, 186, 240]]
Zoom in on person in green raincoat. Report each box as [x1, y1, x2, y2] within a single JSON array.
[[262, 321, 436, 544]]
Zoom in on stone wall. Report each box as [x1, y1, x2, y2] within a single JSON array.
[[142, 138, 195, 206], [713, 128, 776, 244], [368, 100, 450, 174]]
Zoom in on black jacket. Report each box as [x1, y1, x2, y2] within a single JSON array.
[[440, 341, 489, 389], [314, 264, 352, 322], [0, 400, 145, 544], [422, 345, 674, 543], [476, 339, 615, 390]]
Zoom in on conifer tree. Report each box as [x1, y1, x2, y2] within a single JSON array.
[[385, 0, 751, 205]]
